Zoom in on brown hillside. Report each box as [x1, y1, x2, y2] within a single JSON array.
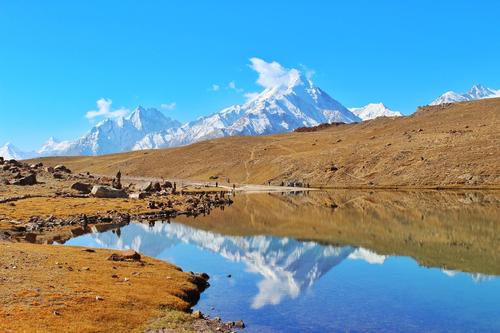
[[32, 98, 500, 188]]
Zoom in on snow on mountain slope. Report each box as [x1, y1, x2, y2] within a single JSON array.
[[40, 107, 181, 156], [348, 103, 402, 120], [0, 143, 36, 160], [430, 84, 500, 105], [134, 74, 360, 149]]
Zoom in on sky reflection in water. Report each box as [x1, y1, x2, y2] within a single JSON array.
[[66, 220, 500, 333]]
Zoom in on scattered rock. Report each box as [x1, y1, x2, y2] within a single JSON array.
[[152, 182, 161, 192], [70, 227, 85, 237], [162, 181, 173, 188], [140, 182, 153, 192], [112, 170, 122, 189], [108, 249, 141, 262], [71, 182, 92, 194], [11, 174, 37, 186], [191, 310, 204, 319], [129, 192, 147, 199], [91, 185, 128, 199], [54, 165, 71, 173], [24, 233, 37, 243], [52, 173, 64, 179], [30, 162, 43, 169]]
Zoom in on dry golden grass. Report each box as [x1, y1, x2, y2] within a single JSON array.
[[0, 242, 203, 333], [31, 98, 500, 188]]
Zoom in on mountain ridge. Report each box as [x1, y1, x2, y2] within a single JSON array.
[[430, 84, 500, 105]]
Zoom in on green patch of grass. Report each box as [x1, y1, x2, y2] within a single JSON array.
[[142, 308, 195, 333]]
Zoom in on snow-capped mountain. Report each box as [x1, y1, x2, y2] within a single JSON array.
[[430, 84, 500, 105], [348, 103, 402, 120], [134, 74, 361, 149], [39, 107, 181, 156], [4, 74, 361, 157], [0, 143, 36, 160]]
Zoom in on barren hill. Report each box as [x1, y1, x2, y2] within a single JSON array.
[[33, 98, 500, 188]]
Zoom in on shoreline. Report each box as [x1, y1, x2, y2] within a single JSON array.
[[0, 158, 241, 332]]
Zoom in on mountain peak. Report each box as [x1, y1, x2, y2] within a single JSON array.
[[431, 84, 499, 105], [349, 103, 401, 121]]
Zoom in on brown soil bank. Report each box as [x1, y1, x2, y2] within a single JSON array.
[[0, 243, 207, 333], [32, 98, 500, 188]]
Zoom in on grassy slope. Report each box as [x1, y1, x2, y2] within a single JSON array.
[[0, 242, 203, 333], [32, 98, 500, 188]]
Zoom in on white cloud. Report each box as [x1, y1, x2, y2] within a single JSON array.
[[85, 98, 129, 120], [211, 84, 220, 91], [228, 81, 243, 93], [160, 102, 176, 110], [249, 57, 300, 89], [244, 92, 259, 102]]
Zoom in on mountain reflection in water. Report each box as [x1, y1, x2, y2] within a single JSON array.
[[69, 221, 494, 309], [66, 191, 500, 333]]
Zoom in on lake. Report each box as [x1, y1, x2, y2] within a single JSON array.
[[66, 190, 500, 332]]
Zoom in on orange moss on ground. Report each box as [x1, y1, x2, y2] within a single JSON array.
[[0, 242, 203, 333]]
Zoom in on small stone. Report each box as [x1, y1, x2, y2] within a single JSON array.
[[95, 295, 104, 301], [108, 249, 141, 262], [233, 320, 245, 328], [191, 310, 203, 319]]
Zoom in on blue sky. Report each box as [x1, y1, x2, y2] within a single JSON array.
[[1, 0, 499, 150]]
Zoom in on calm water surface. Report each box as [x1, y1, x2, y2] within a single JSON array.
[[66, 191, 500, 333]]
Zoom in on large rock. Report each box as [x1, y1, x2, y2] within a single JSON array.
[[54, 165, 71, 173], [140, 182, 152, 192], [71, 182, 92, 194], [90, 185, 127, 198], [129, 192, 147, 199], [11, 174, 37, 186]]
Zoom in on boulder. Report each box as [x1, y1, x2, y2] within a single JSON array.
[[54, 165, 71, 173], [45, 166, 55, 173], [71, 182, 92, 194], [162, 181, 173, 188], [0, 157, 3, 164], [53, 172, 64, 179], [152, 181, 161, 192], [140, 182, 152, 192], [90, 185, 127, 198], [30, 163, 43, 169], [11, 174, 37, 186], [129, 192, 147, 199]]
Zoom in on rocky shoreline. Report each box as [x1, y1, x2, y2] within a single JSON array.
[[0, 157, 242, 332]]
